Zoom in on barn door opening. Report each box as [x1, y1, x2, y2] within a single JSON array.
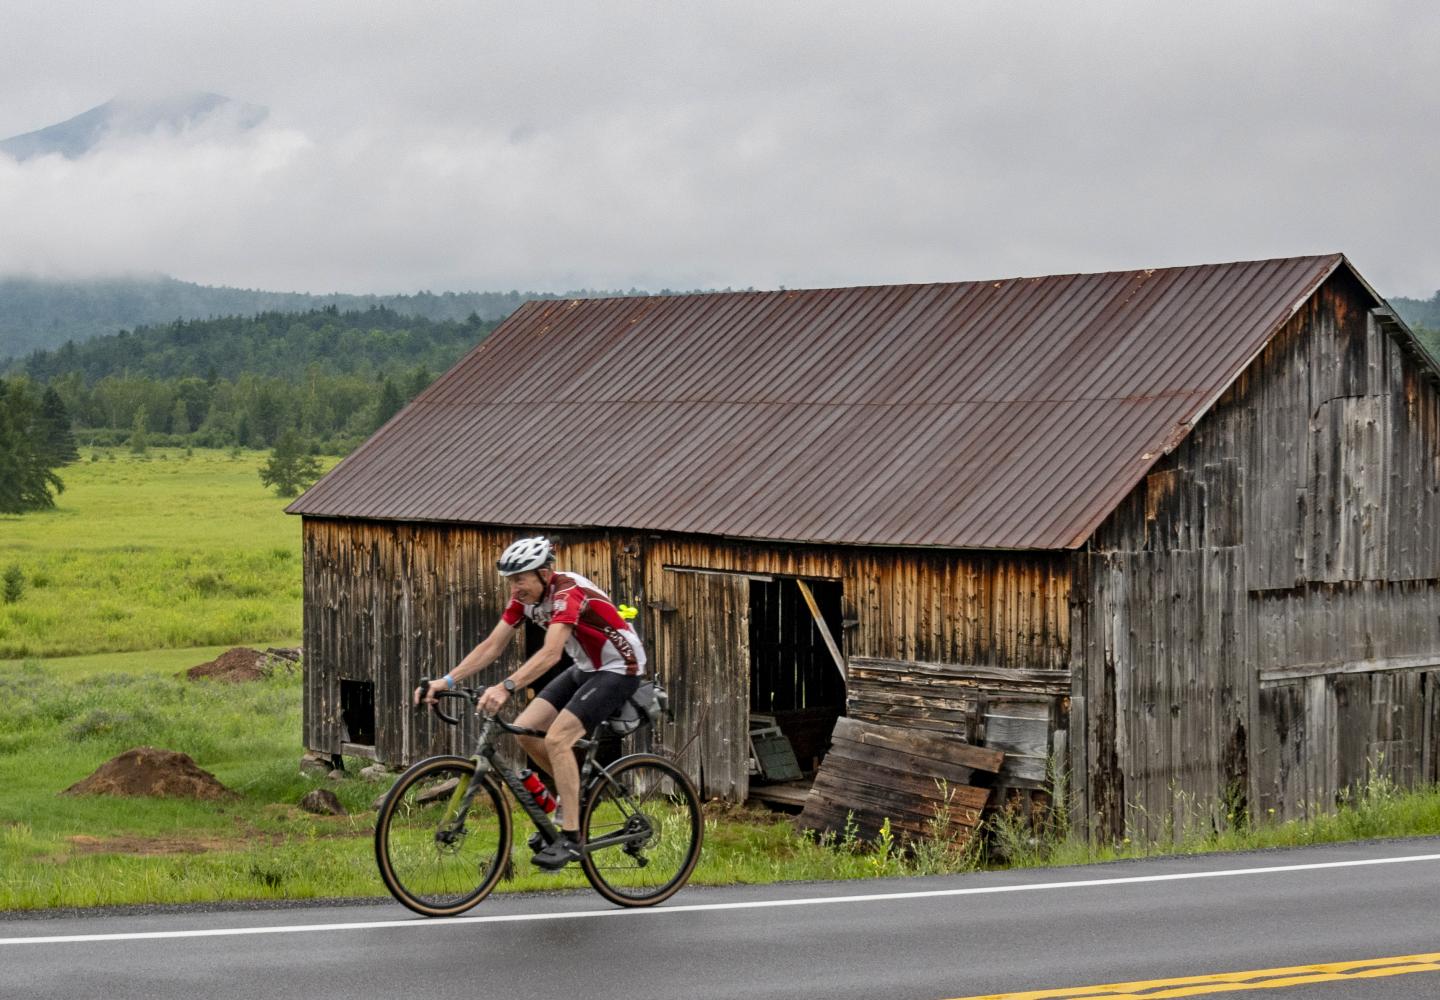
[[748, 577, 846, 801]]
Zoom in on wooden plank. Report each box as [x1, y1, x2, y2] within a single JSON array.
[[814, 749, 989, 804], [796, 577, 847, 684], [831, 717, 1004, 773], [825, 737, 985, 786], [850, 656, 1071, 690], [1260, 654, 1440, 685]]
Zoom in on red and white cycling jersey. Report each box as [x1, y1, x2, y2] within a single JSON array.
[[501, 571, 646, 676]]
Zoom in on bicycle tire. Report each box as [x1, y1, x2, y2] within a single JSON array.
[[579, 753, 702, 907], [374, 755, 511, 917]]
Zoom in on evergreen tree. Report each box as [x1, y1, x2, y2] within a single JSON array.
[[406, 365, 433, 401], [38, 386, 79, 466], [259, 430, 322, 498], [0, 380, 65, 513], [128, 406, 148, 454], [170, 397, 191, 435], [373, 377, 404, 431]]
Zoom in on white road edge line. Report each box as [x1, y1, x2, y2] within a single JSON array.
[[3, 852, 1437, 946]]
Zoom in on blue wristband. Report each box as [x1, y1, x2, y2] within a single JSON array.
[[443, 673, 456, 689]]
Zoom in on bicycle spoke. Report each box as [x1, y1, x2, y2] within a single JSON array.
[[580, 755, 701, 906], [376, 759, 510, 917]]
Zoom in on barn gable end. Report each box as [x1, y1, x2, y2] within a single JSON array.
[[1074, 269, 1440, 841]]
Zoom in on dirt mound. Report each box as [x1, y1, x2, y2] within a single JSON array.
[[185, 647, 273, 683], [63, 746, 235, 800]]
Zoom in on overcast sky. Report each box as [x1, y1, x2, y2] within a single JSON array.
[[1, 1, 1437, 297]]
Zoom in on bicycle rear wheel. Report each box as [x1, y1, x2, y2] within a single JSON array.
[[579, 753, 702, 907], [374, 755, 511, 917]]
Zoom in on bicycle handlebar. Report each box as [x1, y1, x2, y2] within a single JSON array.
[[414, 678, 539, 736]]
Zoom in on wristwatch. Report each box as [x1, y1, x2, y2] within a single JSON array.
[[501, 678, 516, 693]]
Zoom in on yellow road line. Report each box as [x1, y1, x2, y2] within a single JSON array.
[[946, 951, 1440, 999]]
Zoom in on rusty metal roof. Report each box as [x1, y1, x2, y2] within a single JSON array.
[[288, 253, 1358, 549]]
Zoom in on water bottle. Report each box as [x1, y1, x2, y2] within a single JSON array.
[[519, 769, 558, 813]]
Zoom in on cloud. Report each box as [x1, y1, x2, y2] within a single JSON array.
[[1, 1, 1437, 296]]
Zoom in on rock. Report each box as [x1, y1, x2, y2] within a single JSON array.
[[64, 747, 234, 800], [359, 764, 391, 781], [299, 750, 333, 776], [299, 788, 347, 816], [265, 646, 302, 663], [327, 768, 346, 781], [371, 791, 389, 811]]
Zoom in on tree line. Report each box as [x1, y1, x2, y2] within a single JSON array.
[[11, 305, 494, 383], [2, 307, 498, 457]]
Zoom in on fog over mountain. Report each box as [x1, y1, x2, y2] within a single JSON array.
[[0, 92, 266, 161], [0, 4, 1435, 298]]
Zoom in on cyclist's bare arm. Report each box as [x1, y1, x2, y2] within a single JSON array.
[[414, 619, 518, 705], [477, 623, 573, 715]]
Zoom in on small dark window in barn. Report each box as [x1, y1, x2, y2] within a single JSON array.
[[749, 577, 846, 782], [340, 679, 376, 748]]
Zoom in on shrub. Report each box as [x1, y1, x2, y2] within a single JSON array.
[[3, 566, 24, 605]]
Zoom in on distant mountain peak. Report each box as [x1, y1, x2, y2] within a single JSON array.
[[0, 92, 269, 161]]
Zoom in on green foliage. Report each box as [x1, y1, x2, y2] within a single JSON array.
[[0, 274, 609, 359], [0, 447, 321, 658], [0, 377, 66, 513], [128, 406, 148, 454], [259, 431, 323, 498], [16, 307, 493, 384], [1391, 292, 1440, 331], [39, 386, 79, 466], [373, 377, 403, 432], [2, 565, 23, 605]]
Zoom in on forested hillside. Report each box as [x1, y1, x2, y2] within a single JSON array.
[[4, 308, 496, 457], [11, 306, 491, 382], [1393, 293, 1440, 327], [0, 275, 637, 359]]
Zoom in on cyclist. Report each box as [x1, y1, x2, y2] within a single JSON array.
[[415, 536, 646, 870]]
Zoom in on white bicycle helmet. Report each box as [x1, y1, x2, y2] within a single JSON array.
[[497, 536, 554, 576]]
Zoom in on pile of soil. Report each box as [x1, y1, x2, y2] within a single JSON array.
[[63, 747, 235, 800], [185, 647, 273, 683]]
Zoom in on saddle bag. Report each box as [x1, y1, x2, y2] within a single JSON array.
[[607, 680, 670, 735]]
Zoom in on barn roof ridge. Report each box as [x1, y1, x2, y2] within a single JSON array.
[[288, 252, 1401, 550]]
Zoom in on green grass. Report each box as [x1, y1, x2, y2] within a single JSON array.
[[3, 649, 1438, 909], [0, 448, 330, 659], [0, 653, 898, 909], [1, 446, 1436, 910]]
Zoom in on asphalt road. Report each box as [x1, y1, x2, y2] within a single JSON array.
[[3, 837, 1438, 1000]]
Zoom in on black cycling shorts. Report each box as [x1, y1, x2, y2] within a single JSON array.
[[535, 665, 642, 733]]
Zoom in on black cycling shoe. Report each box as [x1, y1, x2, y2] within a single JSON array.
[[531, 834, 583, 871], [527, 831, 547, 853]]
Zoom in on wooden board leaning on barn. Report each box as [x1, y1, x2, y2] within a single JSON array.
[[797, 717, 1003, 844]]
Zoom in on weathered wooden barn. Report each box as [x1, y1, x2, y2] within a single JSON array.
[[287, 253, 1440, 841]]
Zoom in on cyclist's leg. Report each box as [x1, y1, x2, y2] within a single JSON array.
[[547, 672, 642, 822], [517, 666, 580, 774], [543, 709, 589, 837]]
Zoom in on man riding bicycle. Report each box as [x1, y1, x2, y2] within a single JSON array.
[[415, 536, 646, 871]]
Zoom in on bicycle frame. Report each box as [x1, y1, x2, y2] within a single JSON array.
[[432, 690, 644, 856]]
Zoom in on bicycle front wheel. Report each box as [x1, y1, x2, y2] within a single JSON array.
[[580, 753, 702, 907], [374, 755, 511, 917]]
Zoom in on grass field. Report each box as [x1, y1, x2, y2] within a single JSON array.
[[0, 650, 911, 909], [0, 448, 323, 659], [0, 448, 1436, 910]]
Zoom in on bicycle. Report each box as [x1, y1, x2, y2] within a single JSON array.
[[374, 679, 703, 916]]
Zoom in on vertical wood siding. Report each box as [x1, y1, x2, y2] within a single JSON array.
[[1075, 274, 1440, 840], [302, 525, 1071, 799]]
